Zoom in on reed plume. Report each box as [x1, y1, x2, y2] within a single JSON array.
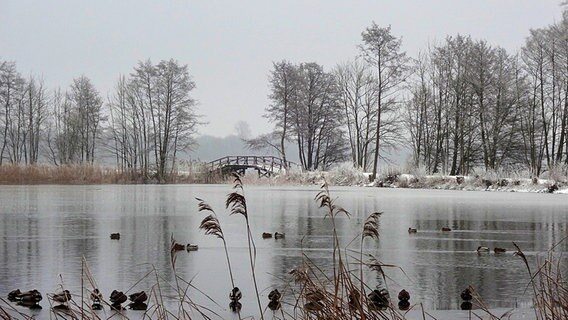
[[315, 182, 350, 307], [514, 239, 568, 320], [359, 211, 383, 317], [195, 198, 237, 293]]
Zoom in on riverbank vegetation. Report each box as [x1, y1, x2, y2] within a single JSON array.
[[1, 161, 567, 196]]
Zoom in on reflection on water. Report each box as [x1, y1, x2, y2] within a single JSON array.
[[1, 185, 567, 318]]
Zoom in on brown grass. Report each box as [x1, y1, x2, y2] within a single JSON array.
[[0, 164, 213, 185], [514, 240, 568, 320]]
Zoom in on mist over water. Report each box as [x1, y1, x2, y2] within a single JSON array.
[[1, 185, 567, 318]]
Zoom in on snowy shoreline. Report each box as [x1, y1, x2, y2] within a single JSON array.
[[374, 173, 568, 194], [250, 164, 568, 195]]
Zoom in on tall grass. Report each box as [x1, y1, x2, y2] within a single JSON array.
[[0, 164, 211, 184], [514, 239, 568, 320]]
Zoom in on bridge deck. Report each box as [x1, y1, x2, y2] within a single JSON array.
[[208, 156, 294, 176]]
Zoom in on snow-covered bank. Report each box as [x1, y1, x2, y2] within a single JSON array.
[[239, 163, 568, 194], [383, 173, 568, 194]]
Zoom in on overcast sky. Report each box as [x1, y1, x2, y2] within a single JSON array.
[[0, 1, 564, 137]]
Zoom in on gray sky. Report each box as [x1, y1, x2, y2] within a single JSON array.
[[0, 0, 563, 137]]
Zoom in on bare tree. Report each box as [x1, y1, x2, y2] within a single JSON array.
[[262, 60, 296, 167], [108, 59, 200, 181], [334, 59, 377, 170], [359, 23, 409, 180], [68, 76, 103, 164]]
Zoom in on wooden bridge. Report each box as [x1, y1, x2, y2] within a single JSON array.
[[207, 156, 295, 177]]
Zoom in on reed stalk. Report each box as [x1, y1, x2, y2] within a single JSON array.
[[226, 173, 264, 320], [196, 197, 241, 320]]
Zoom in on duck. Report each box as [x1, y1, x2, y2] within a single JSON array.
[[460, 288, 472, 301], [129, 291, 148, 303], [494, 247, 507, 253], [368, 288, 389, 309], [229, 287, 242, 302], [90, 288, 102, 303], [398, 289, 410, 302], [274, 232, 285, 239], [172, 243, 185, 251], [262, 232, 273, 239], [408, 228, 417, 233], [16, 290, 43, 309], [110, 290, 127, 305], [186, 244, 198, 251], [268, 289, 281, 302], [441, 227, 452, 232], [477, 246, 490, 253], [110, 233, 120, 240], [18, 289, 43, 303], [50, 290, 72, 304]]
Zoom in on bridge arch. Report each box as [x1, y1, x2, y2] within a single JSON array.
[[207, 156, 295, 178]]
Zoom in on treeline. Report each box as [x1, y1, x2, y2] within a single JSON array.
[[0, 59, 199, 182], [407, 21, 568, 177], [3, 10, 568, 182], [252, 10, 568, 179]]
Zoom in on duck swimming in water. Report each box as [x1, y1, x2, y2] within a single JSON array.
[[268, 289, 281, 302], [91, 288, 103, 310], [110, 290, 127, 310], [460, 288, 472, 301], [129, 291, 148, 303], [90, 288, 102, 303], [408, 228, 417, 233], [14, 289, 42, 309], [398, 289, 410, 302], [477, 246, 490, 253], [274, 232, 285, 239], [268, 289, 282, 311], [186, 244, 198, 251], [228, 286, 242, 313], [494, 247, 507, 253], [50, 290, 72, 310], [50, 290, 72, 304], [368, 288, 389, 309], [17, 289, 43, 303], [229, 287, 242, 302], [441, 227, 452, 232], [262, 232, 273, 239]]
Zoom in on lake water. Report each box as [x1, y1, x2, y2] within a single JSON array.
[[1, 184, 567, 319]]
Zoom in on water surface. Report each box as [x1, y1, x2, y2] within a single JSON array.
[[1, 184, 566, 318]]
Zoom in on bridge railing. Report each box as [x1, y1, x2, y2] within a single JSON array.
[[207, 156, 297, 173]]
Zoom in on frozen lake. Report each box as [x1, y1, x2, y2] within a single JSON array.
[[1, 184, 566, 318]]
